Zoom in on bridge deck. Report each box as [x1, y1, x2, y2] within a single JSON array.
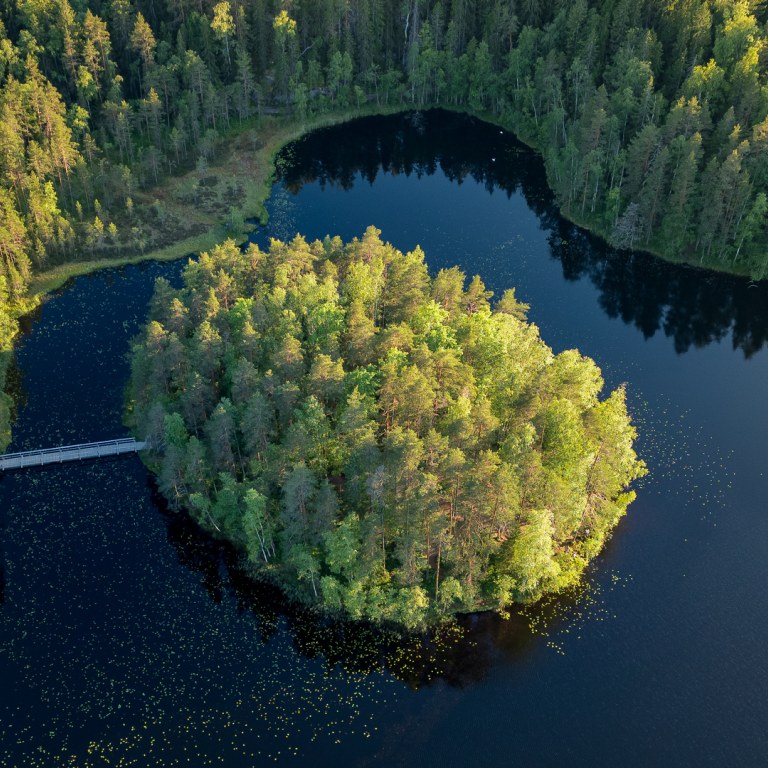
[[0, 439, 146, 471]]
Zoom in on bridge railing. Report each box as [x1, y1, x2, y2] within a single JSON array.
[[0, 438, 146, 470]]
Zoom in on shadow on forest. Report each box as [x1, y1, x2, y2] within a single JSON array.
[[279, 109, 768, 358]]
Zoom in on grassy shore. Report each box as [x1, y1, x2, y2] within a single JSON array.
[[0, 351, 11, 451], [27, 104, 403, 301]]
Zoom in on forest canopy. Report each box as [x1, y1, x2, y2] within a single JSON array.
[[128, 228, 646, 627]]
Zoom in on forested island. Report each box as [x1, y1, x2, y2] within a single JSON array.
[[128, 228, 645, 626], [1, 0, 768, 450]]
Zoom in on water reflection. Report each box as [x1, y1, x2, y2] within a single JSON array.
[[550, 223, 768, 356], [280, 109, 768, 358], [154, 477, 544, 690], [4, 348, 26, 421]]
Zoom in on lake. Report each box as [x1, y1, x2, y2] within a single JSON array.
[[1, 109, 767, 766]]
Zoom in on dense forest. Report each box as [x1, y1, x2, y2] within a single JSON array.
[[2, 0, 767, 449], [128, 228, 646, 626]]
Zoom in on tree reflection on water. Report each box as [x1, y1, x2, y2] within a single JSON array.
[[281, 109, 768, 358]]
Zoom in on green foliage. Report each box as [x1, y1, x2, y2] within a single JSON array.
[[129, 230, 646, 626]]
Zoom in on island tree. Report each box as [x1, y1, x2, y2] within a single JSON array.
[[128, 228, 646, 628]]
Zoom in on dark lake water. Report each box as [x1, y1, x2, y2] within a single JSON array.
[[2, 110, 768, 766]]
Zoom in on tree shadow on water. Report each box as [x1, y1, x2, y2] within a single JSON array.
[[280, 108, 768, 358], [550, 222, 768, 357], [150, 478, 566, 691]]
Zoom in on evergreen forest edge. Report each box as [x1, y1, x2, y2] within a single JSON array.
[[2, 0, 767, 451]]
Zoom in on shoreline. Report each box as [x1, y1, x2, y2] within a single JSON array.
[[23, 103, 763, 306], [441, 104, 763, 280], [25, 104, 404, 301]]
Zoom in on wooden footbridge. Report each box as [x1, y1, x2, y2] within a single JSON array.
[[0, 438, 146, 471]]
